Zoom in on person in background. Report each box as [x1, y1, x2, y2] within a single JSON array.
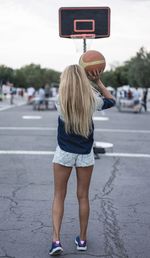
[[37, 86, 45, 110], [49, 65, 116, 256], [9, 84, 16, 105], [44, 83, 50, 110], [133, 87, 141, 112], [127, 89, 133, 100], [142, 88, 148, 112], [27, 86, 35, 104], [2, 83, 9, 99], [20, 88, 24, 98]]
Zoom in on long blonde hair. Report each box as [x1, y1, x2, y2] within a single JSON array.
[[59, 64, 96, 138]]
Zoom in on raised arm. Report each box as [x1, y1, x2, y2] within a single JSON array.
[[87, 70, 116, 109]]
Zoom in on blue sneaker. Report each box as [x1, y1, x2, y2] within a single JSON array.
[[49, 241, 63, 256], [75, 236, 87, 251]]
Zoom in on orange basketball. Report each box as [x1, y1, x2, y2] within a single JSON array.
[[79, 50, 106, 74]]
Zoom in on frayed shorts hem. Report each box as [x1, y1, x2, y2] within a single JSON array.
[[52, 146, 95, 167]]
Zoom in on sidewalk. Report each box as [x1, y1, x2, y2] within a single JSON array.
[[0, 95, 27, 111]]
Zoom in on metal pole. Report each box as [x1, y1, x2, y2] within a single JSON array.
[[83, 38, 86, 53]]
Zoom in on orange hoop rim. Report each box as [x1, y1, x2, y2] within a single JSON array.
[[71, 34, 95, 39]]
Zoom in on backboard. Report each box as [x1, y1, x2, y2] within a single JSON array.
[[59, 7, 110, 39]]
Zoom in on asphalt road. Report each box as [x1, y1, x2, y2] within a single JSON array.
[[0, 103, 150, 258]]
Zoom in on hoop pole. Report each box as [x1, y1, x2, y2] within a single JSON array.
[[83, 38, 86, 53]]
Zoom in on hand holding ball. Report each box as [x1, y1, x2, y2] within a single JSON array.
[[79, 50, 106, 75]]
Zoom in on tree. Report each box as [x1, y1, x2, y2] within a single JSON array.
[[0, 65, 14, 84], [43, 69, 60, 86], [13, 69, 26, 88], [101, 64, 129, 88], [102, 47, 150, 89], [19, 64, 44, 89], [127, 47, 150, 88], [13, 64, 60, 89], [101, 70, 118, 88]]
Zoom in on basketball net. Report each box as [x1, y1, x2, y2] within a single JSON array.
[[71, 34, 95, 53]]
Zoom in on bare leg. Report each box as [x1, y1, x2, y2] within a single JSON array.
[[52, 163, 72, 241], [76, 166, 93, 240]]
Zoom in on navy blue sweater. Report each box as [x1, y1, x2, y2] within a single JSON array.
[[57, 98, 116, 154]]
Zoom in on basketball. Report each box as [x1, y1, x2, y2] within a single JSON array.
[[79, 50, 106, 74]]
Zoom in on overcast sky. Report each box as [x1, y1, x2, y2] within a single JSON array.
[[0, 0, 150, 72]]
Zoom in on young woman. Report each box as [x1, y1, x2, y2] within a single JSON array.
[[49, 65, 115, 256]]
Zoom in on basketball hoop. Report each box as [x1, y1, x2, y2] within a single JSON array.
[[59, 7, 110, 52], [71, 34, 95, 53]]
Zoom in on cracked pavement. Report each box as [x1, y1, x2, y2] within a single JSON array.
[[0, 105, 150, 258]]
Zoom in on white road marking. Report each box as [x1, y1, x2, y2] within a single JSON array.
[[0, 127, 55, 130], [0, 127, 150, 134], [95, 128, 150, 134], [103, 153, 150, 158], [0, 150, 150, 158], [93, 117, 109, 121], [94, 142, 114, 148], [0, 106, 11, 111], [0, 150, 55, 155], [22, 115, 42, 119], [0, 102, 25, 111]]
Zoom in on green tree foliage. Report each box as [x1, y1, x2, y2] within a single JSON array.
[[0, 65, 14, 84], [101, 65, 129, 88], [16, 64, 61, 89], [102, 47, 150, 88], [0, 64, 61, 89], [101, 70, 116, 87], [43, 69, 60, 86], [19, 64, 44, 88], [13, 69, 26, 88], [127, 47, 150, 88]]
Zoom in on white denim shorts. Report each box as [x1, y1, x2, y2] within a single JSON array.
[[53, 146, 95, 167]]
